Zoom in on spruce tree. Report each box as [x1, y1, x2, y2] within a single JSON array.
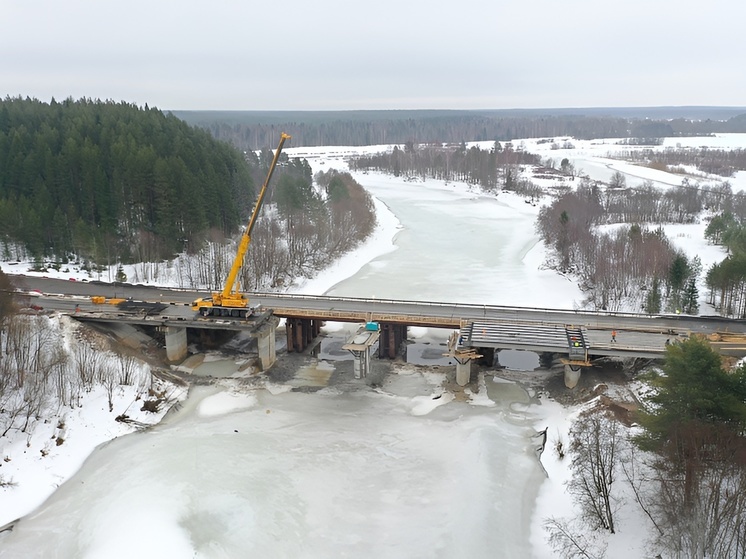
[[645, 277, 662, 314], [682, 277, 699, 314]]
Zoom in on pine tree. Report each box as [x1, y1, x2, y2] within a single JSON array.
[[637, 336, 746, 460], [645, 277, 662, 314], [682, 277, 699, 314]]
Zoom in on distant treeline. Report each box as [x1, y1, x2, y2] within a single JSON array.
[[613, 147, 746, 177], [349, 141, 542, 195], [173, 109, 746, 150], [0, 96, 256, 262]]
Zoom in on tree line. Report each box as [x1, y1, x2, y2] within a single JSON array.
[[613, 146, 746, 178], [173, 169, 377, 292], [0, 97, 379, 296], [349, 142, 543, 195], [176, 109, 746, 151], [704, 212, 746, 317], [0, 96, 254, 262], [537, 183, 699, 313], [535, 174, 746, 314]]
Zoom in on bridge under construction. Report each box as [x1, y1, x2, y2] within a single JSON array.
[[22, 277, 744, 389]]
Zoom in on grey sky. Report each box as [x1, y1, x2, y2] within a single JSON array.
[[2, 0, 745, 111]]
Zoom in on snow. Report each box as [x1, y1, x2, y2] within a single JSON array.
[[0, 346, 188, 528], [2, 134, 746, 556], [519, 133, 746, 192], [197, 390, 259, 417], [289, 194, 400, 296]]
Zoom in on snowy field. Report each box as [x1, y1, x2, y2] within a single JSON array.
[[2, 134, 746, 557]]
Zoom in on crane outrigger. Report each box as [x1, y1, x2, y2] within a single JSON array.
[[192, 132, 291, 318]]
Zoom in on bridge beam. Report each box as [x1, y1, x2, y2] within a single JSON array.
[[164, 326, 187, 363]]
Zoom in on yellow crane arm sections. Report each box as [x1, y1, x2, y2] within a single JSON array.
[[192, 132, 290, 316], [219, 132, 291, 302]]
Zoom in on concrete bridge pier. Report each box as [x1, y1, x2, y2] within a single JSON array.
[[350, 348, 372, 379], [164, 326, 187, 363], [286, 318, 322, 353], [564, 364, 582, 389], [256, 319, 277, 371], [342, 326, 380, 379], [378, 323, 407, 359], [455, 357, 472, 386]]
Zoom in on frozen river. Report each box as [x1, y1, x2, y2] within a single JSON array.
[[325, 172, 583, 308], [0, 148, 589, 558], [1, 380, 546, 558]]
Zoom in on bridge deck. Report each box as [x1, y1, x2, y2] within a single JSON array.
[[17, 276, 746, 360]]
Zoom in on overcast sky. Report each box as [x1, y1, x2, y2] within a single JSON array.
[[2, 0, 745, 111]]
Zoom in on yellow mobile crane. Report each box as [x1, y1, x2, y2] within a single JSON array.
[[192, 132, 291, 318]]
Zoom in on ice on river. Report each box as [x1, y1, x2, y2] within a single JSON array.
[[1, 373, 546, 559]]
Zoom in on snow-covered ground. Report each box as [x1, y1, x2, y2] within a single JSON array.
[[520, 133, 746, 193], [0, 318, 189, 529], [2, 134, 746, 557]]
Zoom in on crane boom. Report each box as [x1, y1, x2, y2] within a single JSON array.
[[192, 132, 291, 318]]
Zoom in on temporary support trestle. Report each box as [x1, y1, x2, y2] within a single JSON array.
[[562, 325, 590, 389], [444, 331, 483, 387], [342, 326, 381, 379], [285, 318, 323, 353], [378, 323, 407, 359]]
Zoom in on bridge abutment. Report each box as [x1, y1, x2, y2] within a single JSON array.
[[256, 320, 277, 370], [164, 326, 187, 363]]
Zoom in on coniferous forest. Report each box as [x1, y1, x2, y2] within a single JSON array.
[[0, 97, 255, 263]]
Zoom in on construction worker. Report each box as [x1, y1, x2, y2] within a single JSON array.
[[611, 330, 617, 343]]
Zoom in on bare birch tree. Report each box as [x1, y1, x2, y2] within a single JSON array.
[[568, 410, 621, 533]]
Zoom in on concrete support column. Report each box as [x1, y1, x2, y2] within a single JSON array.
[[286, 319, 296, 352], [351, 348, 371, 379], [164, 326, 187, 363], [294, 319, 305, 352], [286, 318, 305, 353], [564, 364, 581, 389], [312, 319, 322, 339], [257, 320, 277, 371], [456, 359, 471, 386]]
